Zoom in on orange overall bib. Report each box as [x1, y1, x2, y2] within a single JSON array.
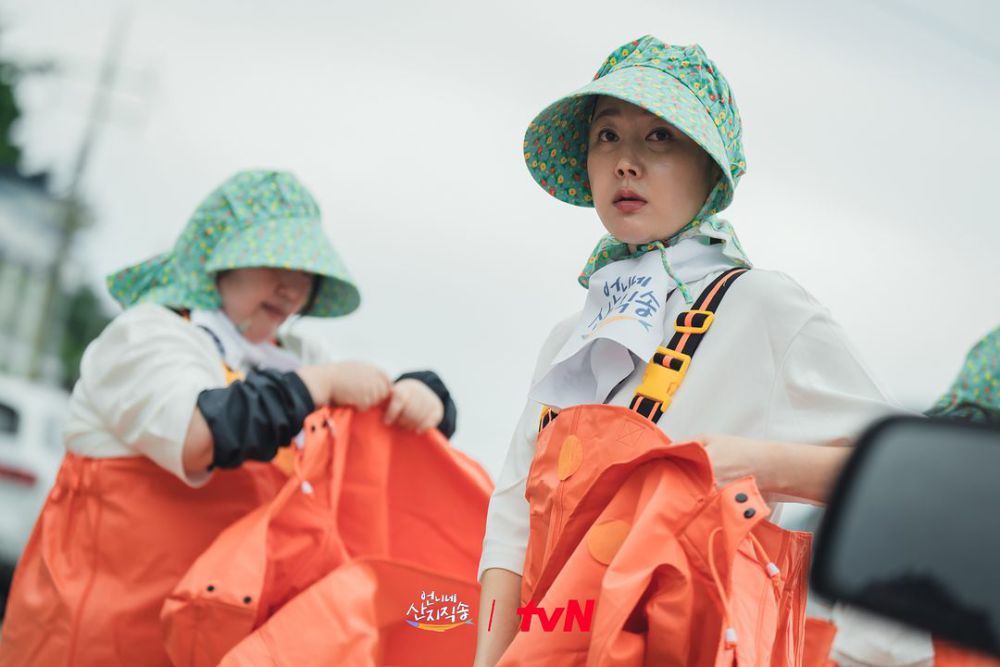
[[499, 269, 819, 666]]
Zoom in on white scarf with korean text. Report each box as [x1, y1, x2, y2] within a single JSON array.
[[529, 237, 739, 409]]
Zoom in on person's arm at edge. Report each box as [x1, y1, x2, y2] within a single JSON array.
[[473, 568, 523, 667], [762, 437, 853, 505], [472, 314, 580, 664]]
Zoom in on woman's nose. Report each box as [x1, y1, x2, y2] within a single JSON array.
[[615, 155, 641, 179], [276, 279, 307, 302]]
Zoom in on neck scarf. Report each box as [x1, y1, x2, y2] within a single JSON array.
[[579, 215, 751, 304], [530, 229, 748, 409], [190, 309, 302, 375]]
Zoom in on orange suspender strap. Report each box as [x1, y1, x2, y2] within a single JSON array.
[[176, 308, 245, 383], [629, 267, 748, 424]]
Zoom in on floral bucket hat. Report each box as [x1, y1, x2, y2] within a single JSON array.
[[926, 326, 1000, 424], [524, 34, 746, 217], [107, 169, 360, 317]]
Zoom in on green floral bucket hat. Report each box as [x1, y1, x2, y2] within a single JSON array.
[[926, 326, 1000, 424], [524, 35, 746, 216], [107, 169, 360, 317]]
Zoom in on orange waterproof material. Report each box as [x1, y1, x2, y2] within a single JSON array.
[[802, 617, 837, 667], [499, 404, 813, 667], [932, 640, 1000, 667], [162, 406, 492, 666], [0, 453, 286, 666], [217, 558, 482, 666]]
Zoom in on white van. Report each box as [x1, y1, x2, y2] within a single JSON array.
[[0, 375, 68, 567]]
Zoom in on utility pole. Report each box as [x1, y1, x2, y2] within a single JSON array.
[[27, 10, 131, 381]]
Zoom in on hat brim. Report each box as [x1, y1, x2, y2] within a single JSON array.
[[108, 219, 361, 318], [524, 65, 733, 208], [107, 253, 213, 312], [206, 216, 360, 318]]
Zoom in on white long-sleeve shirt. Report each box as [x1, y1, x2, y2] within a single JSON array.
[[64, 303, 326, 486]]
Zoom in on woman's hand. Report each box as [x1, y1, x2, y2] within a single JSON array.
[[328, 362, 392, 409], [297, 361, 392, 410], [694, 432, 853, 504], [695, 433, 778, 490], [384, 378, 445, 433]]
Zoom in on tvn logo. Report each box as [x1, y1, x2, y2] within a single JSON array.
[[516, 600, 595, 632]]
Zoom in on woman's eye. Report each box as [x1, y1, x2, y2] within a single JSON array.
[[648, 128, 672, 141], [596, 128, 618, 142]]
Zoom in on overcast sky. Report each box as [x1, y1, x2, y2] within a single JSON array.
[[2, 0, 998, 477]]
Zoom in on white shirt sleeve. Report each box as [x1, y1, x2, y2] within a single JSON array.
[[476, 397, 541, 580], [68, 304, 226, 486], [477, 315, 577, 581], [761, 304, 934, 665], [764, 310, 909, 450]]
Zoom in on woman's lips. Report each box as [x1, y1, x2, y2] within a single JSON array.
[[262, 303, 287, 320], [613, 188, 647, 213], [613, 199, 646, 213]]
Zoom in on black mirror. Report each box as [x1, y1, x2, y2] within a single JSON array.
[[812, 416, 1000, 658]]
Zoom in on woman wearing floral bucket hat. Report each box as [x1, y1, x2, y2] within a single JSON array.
[[474, 36, 931, 666], [0, 169, 458, 665]]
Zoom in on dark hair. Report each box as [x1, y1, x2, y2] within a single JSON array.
[[706, 159, 722, 191], [299, 275, 322, 316]]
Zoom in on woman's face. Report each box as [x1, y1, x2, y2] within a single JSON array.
[[587, 96, 718, 247], [216, 267, 315, 343]]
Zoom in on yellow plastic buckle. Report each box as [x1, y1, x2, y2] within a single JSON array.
[[538, 406, 557, 431], [674, 309, 715, 334], [634, 347, 692, 407]]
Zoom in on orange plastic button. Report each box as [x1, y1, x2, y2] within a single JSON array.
[[587, 519, 630, 565], [558, 435, 583, 480]]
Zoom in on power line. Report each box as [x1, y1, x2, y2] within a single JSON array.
[[27, 9, 132, 380]]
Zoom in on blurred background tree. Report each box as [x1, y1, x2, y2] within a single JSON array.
[[0, 56, 23, 168], [58, 285, 110, 390], [0, 33, 111, 391]]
